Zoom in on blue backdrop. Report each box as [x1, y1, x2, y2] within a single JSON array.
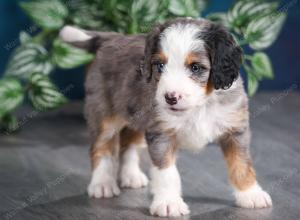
[[0, 0, 299, 99]]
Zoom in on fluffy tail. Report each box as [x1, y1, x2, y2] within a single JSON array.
[[59, 26, 119, 52]]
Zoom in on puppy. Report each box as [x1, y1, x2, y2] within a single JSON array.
[[60, 18, 272, 217]]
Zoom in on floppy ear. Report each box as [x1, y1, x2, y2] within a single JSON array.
[[143, 24, 164, 82], [202, 24, 243, 90]]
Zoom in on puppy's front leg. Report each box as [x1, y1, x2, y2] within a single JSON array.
[[219, 128, 272, 208], [146, 131, 190, 217]]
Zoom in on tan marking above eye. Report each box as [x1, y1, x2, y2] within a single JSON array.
[[152, 51, 168, 64], [185, 52, 210, 69], [185, 53, 198, 66]]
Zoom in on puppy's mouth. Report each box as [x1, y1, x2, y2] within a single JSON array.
[[166, 107, 190, 116], [169, 107, 187, 112]]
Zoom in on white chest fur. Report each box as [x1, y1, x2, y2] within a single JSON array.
[[175, 106, 225, 150], [158, 95, 245, 151]]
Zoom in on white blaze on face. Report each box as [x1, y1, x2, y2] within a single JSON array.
[[155, 23, 209, 112]]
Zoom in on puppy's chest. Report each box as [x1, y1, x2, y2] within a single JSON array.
[[175, 109, 228, 150]]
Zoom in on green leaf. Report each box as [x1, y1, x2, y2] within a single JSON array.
[[228, 1, 279, 34], [251, 52, 273, 79], [247, 70, 259, 97], [0, 78, 24, 118], [20, 0, 68, 29], [5, 43, 53, 79], [245, 13, 286, 50], [28, 73, 67, 111], [131, 0, 160, 22], [168, 0, 186, 16], [52, 39, 94, 69], [168, 0, 204, 17], [0, 114, 19, 133], [70, 2, 106, 30], [129, 0, 161, 33]]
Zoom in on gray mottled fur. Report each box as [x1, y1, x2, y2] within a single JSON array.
[[83, 33, 157, 142]]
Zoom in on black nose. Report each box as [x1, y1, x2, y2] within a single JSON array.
[[165, 93, 178, 105]]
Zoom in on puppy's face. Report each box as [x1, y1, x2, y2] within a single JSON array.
[[144, 19, 242, 116]]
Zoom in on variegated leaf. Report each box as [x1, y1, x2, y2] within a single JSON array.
[[251, 52, 273, 79], [228, 1, 278, 34], [28, 73, 67, 111], [53, 39, 94, 69], [245, 13, 286, 50], [5, 43, 53, 79], [0, 78, 24, 117], [20, 0, 68, 29]]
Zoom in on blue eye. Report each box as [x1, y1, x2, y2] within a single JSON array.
[[191, 63, 201, 73], [156, 62, 165, 73], [190, 63, 206, 74]]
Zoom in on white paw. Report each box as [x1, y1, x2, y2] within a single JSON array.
[[150, 197, 190, 217], [235, 184, 272, 208], [88, 179, 120, 198], [120, 167, 148, 188]]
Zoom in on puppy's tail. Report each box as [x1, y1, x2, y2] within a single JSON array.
[[59, 26, 120, 53]]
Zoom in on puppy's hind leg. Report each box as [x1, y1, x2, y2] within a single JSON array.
[[119, 128, 148, 189], [88, 115, 127, 198]]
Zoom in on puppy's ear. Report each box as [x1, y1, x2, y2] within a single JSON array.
[[143, 24, 164, 82], [202, 24, 243, 90]]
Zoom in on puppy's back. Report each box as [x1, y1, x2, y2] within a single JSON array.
[[84, 33, 147, 105], [60, 27, 153, 135]]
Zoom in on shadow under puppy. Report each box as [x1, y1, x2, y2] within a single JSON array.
[[59, 18, 272, 217]]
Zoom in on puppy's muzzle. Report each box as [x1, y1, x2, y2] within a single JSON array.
[[164, 92, 182, 106]]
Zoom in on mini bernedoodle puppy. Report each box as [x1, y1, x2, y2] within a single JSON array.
[[60, 18, 272, 217]]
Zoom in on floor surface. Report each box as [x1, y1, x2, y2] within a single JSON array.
[[0, 92, 299, 220]]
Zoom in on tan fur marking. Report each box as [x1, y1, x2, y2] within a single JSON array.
[[120, 127, 145, 153], [90, 115, 127, 169], [184, 52, 210, 69], [101, 115, 128, 131], [90, 135, 119, 169], [185, 52, 198, 66], [152, 51, 168, 64], [205, 80, 214, 94], [221, 136, 256, 191]]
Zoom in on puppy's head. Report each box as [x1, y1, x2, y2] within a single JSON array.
[[144, 18, 242, 115]]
